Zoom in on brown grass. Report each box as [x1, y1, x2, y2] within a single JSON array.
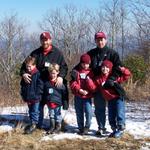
[[0, 128, 148, 150]]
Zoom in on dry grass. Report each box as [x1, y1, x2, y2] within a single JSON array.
[[124, 77, 150, 101], [0, 127, 147, 150]]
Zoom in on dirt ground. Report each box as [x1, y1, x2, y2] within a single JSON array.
[[0, 128, 149, 150]]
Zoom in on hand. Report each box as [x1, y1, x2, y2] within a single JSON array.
[[103, 79, 114, 89], [79, 89, 88, 95], [55, 76, 63, 87], [22, 73, 31, 83], [119, 66, 125, 72]]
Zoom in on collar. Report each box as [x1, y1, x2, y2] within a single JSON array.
[[30, 67, 38, 75]]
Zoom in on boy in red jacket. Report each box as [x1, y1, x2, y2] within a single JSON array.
[[70, 54, 94, 135], [86, 60, 131, 138]]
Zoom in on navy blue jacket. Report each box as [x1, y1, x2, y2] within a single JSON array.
[[44, 81, 68, 107], [20, 70, 43, 102]]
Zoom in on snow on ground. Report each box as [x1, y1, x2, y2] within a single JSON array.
[[0, 101, 150, 141]]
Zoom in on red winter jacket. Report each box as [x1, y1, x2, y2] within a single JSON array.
[[86, 67, 131, 101], [70, 66, 94, 99]]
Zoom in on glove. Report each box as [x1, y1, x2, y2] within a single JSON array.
[[70, 70, 78, 81], [63, 100, 69, 110], [103, 79, 115, 89], [114, 82, 126, 97]]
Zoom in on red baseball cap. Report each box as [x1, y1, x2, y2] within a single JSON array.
[[95, 32, 106, 39], [80, 53, 91, 64], [102, 60, 113, 71], [40, 32, 51, 40]]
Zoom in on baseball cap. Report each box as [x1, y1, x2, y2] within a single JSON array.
[[40, 32, 51, 40], [95, 31, 106, 39]]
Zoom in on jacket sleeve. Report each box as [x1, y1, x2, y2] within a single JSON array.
[[20, 62, 27, 76], [58, 53, 68, 78], [69, 80, 80, 94], [86, 77, 97, 92], [36, 74, 44, 100], [116, 67, 131, 83], [62, 85, 69, 110], [110, 51, 123, 78]]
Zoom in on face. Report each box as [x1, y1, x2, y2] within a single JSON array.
[[101, 65, 110, 75], [40, 38, 52, 49], [49, 70, 59, 80], [95, 38, 107, 48], [80, 63, 90, 70], [26, 63, 36, 73]]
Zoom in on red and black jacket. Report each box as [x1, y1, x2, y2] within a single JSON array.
[[70, 64, 94, 99], [86, 67, 131, 101]]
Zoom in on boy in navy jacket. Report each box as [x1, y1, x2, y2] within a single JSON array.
[[44, 63, 68, 134], [20, 56, 43, 134]]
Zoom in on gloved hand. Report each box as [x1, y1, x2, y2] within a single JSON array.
[[63, 100, 69, 110], [114, 82, 126, 97], [103, 79, 115, 89]]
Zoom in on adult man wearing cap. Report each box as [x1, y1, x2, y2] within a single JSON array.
[[87, 31, 122, 136], [20, 32, 68, 131]]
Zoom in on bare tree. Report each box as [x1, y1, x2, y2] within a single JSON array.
[[0, 14, 26, 98], [103, 0, 121, 50], [130, 0, 150, 62], [39, 5, 93, 65]]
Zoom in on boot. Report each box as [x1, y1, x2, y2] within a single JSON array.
[[24, 123, 37, 134], [54, 122, 61, 133], [47, 119, 55, 134]]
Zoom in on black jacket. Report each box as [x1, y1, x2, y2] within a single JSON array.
[[20, 70, 43, 102], [20, 45, 68, 81], [87, 45, 122, 77], [44, 81, 69, 109]]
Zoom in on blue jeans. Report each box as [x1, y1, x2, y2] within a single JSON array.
[[48, 106, 62, 123], [28, 102, 40, 125], [38, 101, 46, 127], [74, 96, 92, 130], [108, 97, 125, 129], [94, 92, 106, 130]]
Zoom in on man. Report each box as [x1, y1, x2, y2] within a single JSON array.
[[87, 31, 122, 136], [20, 32, 68, 130]]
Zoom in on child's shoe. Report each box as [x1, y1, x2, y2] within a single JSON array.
[[83, 127, 89, 135], [77, 129, 84, 135], [47, 119, 55, 134], [24, 123, 37, 134], [113, 130, 124, 138], [53, 122, 61, 133], [95, 128, 107, 136]]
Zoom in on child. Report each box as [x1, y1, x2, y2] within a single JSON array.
[[70, 53, 94, 135], [86, 60, 131, 138], [44, 63, 68, 134], [20, 56, 43, 134]]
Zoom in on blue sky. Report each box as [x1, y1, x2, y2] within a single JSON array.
[[0, 0, 101, 32]]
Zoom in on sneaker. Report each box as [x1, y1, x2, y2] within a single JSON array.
[[114, 130, 124, 138], [108, 130, 117, 138], [95, 128, 108, 136], [53, 122, 61, 133], [24, 124, 37, 134], [77, 129, 84, 135], [95, 129, 103, 136], [83, 127, 89, 135]]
